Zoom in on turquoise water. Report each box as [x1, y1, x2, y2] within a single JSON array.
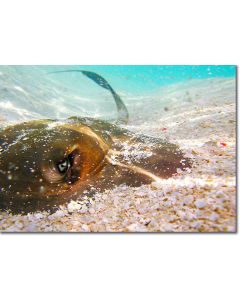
[[0, 65, 236, 122], [43, 65, 236, 93]]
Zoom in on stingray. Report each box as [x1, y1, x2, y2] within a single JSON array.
[[0, 70, 191, 214]]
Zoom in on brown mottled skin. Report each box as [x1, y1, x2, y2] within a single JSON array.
[[0, 117, 190, 214], [0, 70, 191, 214]]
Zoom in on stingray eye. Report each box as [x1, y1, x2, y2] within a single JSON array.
[[57, 158, 70, 174], [43, 149, 84, 185]]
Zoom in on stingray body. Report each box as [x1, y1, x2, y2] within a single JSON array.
[[0, 71, 191, 214]]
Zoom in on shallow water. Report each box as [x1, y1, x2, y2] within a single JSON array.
[[0, 65, 236, 123], [0, 65, 236, 232]]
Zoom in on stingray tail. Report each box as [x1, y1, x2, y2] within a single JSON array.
[[48, 69, 129, 124]]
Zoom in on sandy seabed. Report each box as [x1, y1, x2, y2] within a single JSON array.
[[0, 77, 236, 232]]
